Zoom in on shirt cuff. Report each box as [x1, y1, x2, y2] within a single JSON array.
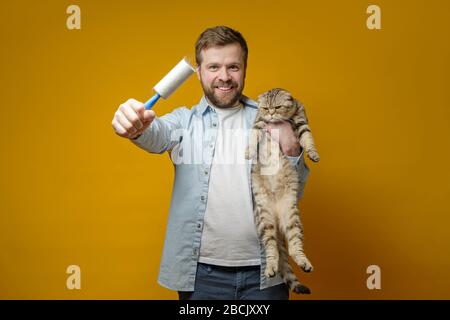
[[129, 125, 151, 146], [285, 148, 304, 167]]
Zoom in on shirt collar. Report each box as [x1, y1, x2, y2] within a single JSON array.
[[194, 94, 258, 117]]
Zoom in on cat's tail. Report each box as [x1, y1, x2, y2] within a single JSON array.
[[279, 237, 311, 294]]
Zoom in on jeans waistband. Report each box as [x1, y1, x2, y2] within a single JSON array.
[[198, 262, 261, 272]]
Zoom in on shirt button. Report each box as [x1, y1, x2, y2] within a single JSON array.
[[197, 223, 202, 229], [204, 171, 208, 175], [201, 196, 205, 201], [193, 248, 198, 255], [212, 123, 217, 127]]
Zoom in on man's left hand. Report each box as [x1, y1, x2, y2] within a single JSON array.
[[265, 121, 301, 157]]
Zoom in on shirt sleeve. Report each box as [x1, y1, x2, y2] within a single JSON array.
[[130, 106, 188, 154], [286, 149, 310, 199]]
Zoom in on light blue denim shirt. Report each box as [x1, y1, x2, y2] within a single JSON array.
[[131, 95, 310, 291]]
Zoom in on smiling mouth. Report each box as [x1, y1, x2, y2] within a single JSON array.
[[215, 86, 234, 93]]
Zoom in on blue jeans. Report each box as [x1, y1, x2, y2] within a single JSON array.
[[178, 262, 289, 300]]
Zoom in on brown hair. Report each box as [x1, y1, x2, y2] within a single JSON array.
[[195, 26, 248, 67]]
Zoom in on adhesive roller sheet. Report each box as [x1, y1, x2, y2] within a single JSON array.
[[154, 57, 196, 99], [143, 57, 196, 110]]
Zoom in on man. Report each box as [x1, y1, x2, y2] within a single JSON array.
[[111, 26, 310, 300]]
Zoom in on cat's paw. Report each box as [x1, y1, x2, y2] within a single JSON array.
[[307, 150, 320, 162], [264, 260, 279, 278], [293, 255, 314, 273], [300, 258, 314, 272]]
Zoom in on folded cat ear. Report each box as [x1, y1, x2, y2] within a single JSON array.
[[256, 91, 267, 104]]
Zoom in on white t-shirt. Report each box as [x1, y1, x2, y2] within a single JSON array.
[[198, 103, 261, 266]]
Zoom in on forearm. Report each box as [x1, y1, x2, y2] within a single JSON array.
[[129, 106, 188, 154]]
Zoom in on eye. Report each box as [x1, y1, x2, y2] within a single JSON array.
[[229, 65, 239, 71], [208, 65, 218, 71]]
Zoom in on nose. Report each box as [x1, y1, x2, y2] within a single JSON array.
[[218, 66, 231, 82], [269, 108, 275, 115]]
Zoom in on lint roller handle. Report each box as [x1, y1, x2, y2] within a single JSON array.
[[144, 93, 161, 110]]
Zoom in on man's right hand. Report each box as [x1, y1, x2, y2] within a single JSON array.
[[112, 98, 156, 139]]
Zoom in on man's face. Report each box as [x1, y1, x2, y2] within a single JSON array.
[[197, 43, 246, 108]]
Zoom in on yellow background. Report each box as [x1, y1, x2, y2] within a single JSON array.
[[1, 0, 449, 299]]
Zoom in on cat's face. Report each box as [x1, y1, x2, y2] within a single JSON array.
[[257, 89, 297, 122]]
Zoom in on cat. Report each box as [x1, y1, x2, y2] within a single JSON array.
[[245, 88, 319, 294]]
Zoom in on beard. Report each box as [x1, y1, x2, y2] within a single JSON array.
[[200, 78, 244, 108]]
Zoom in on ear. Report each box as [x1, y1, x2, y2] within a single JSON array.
[[196, 65, 201, 80], [257, 91, 267, 105]]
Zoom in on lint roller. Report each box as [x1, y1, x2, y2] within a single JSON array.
[[144, 57, 196, 110]]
